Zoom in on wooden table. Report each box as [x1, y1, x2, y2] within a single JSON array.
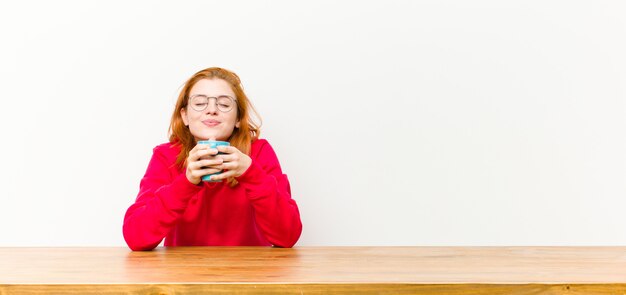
[[1, 246, 626, 294]]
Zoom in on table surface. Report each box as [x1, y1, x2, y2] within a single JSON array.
[[2, 246, 626, 294]]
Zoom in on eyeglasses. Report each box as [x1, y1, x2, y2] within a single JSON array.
[[188, 94, 237, 113]]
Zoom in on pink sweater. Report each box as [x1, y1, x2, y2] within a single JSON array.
[[123, 139, 302, 250]]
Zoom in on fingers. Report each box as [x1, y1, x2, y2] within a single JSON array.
[[190, 167, 221, 178], [208, 170, 237, 181], [188, 144, 203, 160], [188, 144, 222, 174], [190, 145, 219, 161], [191, 158, 224, 170], [216, 153, 237, 162], [216, 145, 238, 154], [214, 161, 238, 170], [196, 148, 219, 159], [188, 156, 221, 171]]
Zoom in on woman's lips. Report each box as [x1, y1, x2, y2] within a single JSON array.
[[202, 120, 220, 127]]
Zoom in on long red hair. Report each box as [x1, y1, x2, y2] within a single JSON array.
[[168, 67, 262, 187]]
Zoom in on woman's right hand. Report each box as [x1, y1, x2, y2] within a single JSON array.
[[185, 143, 224, 185]]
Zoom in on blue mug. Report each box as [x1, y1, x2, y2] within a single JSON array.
[[197, 140, 230, 182]]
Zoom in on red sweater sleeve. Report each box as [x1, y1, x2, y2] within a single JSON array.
[[123, 145, 203, 251], [236, 140, 303, 248]]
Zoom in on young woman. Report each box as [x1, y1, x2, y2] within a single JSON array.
[[123, 67, 302, 250]]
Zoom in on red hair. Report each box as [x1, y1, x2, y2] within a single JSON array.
[[168, 67, 262, 187]]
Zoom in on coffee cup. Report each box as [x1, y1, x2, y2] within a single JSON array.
[[197, 140, 230, 182]]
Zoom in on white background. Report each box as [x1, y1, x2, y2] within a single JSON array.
[[0, 1, 624, 246]]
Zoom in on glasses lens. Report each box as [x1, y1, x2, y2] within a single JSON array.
[[216, 96, 235, 112], [190, 95, 208, 111]]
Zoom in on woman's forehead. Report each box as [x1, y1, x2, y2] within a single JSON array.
[[190, 78, 235, 95]]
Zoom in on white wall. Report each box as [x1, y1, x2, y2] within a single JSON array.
[[0, 0, 625, 246]]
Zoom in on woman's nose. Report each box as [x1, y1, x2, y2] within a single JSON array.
[[205, 101, 218, 114]]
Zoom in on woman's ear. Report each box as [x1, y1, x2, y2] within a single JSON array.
[[180, 108, 189, 126], [235, 120, 240, 128]]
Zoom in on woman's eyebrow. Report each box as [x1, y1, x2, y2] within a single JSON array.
[[190, 93, 231, 96]]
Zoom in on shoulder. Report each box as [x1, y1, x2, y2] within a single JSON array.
[[251, 138, 269, 152], [250, 138, 281, 162], [248, 138, 284, 175], [251, 138, 276, 157], [152, 142, 181, 162]]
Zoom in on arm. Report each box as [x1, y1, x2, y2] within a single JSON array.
[[122, 146, 203, 251], [235, 141, 303, 248]]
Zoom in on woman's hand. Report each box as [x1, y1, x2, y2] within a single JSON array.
[[209, 145, 252, 181], [185, 143, 224, 185]]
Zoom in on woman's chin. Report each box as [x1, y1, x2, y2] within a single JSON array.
[[192, 131, 218, 141], [195, 134, 227, 142]]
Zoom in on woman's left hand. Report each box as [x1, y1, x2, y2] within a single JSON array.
[[210, 145, 252, 181]]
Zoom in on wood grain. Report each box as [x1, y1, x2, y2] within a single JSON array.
[[1, 246, 626, 294]]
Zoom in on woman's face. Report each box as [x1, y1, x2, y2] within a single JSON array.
[[181, 78, 240, 142]]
